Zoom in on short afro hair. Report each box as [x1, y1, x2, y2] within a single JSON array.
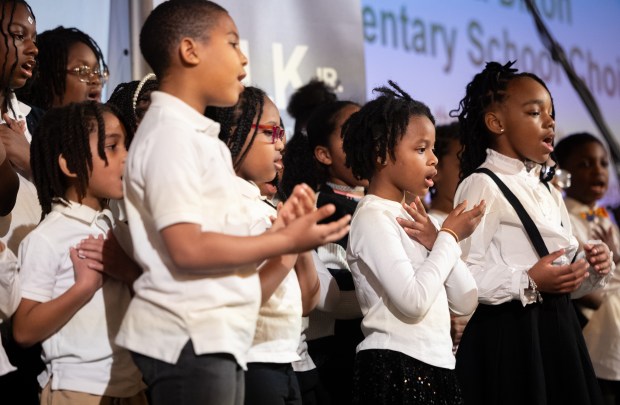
[[140, 0, 228, 78]]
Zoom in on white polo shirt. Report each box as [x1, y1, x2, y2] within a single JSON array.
[[0, 93, 41, 254], [18, 201, 144, 397], [236, 178, 302, 364], [116, 92, 260, 368]]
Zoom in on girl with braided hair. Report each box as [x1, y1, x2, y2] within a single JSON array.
[[342, 81, 484, 404], [0, 0, 38, 252], [107, 73, 159, 134], [207, 86, 325, 405], [452, 61, 613, 405], [16, 26, 108, 110], [12, 101, 147, 404]]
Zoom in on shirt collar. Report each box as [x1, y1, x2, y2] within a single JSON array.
[[5, 92, 31, 119], [564, 197, 596, 213], [236, 177, 263, 199], [485, 148, 542, 178], [51, 198, 115, 228], [149, 91, 220, 138], [1, 92, 32, 142]]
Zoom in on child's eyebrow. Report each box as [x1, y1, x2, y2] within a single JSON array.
[[521, 99, 546, 107], [104, 133, 123, 141], [228, 31, 239, 40], [9, 22, 31, 31]]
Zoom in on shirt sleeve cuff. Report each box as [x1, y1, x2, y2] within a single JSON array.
[[516, 269, 536, 306]]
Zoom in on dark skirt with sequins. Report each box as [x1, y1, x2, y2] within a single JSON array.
[[455, 293, 604, 405], [352, 349, 464, 405]]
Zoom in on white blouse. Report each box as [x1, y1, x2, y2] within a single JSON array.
[[347, 194, 478, 369], [455, 149, 610, 306]]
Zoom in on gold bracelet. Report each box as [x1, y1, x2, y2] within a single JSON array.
[[440, 227, 459, 243]]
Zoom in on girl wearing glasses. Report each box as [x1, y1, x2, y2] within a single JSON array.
[[17, 26, 108, 110], [207, 86, 322, 405]]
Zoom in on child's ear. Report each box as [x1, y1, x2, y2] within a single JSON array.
[[314, 146, 333, 165], [484, 110, 504, 136], [178, 37, 200, 66], [58, 154, 78, 178]]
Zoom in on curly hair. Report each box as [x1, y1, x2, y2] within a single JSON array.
[[342, 80, 434, 181], [16, 26, 107, 110], [31, 101, 133, 217], [450, 61, 554, 179], [205, 86, 267, 170], [287, 78, 337, 135]]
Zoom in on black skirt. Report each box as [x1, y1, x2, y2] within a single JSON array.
[[455, 293, 604, 405], [353, 349, 464, 405]]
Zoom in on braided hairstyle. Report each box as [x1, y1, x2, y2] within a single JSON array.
[[31, 101, 133, 217], [205, 86, 267, 170], [342, 80, 435, 181], [0, 0, 35, 113], [450, 61, 554, 179], [107, 73, 159, 134], [16, 26, 107, 110]]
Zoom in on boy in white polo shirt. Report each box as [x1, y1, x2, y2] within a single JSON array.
[[116, 2, 350, 405]]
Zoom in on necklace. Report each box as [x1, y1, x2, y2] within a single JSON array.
[[326, 181, 365, 195]]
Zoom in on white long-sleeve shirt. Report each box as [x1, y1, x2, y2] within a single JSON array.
[[347, 194, 478, 369], [455, 149, 610, 306]]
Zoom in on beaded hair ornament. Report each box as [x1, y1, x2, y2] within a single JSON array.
[[132, 73, 157, 121]]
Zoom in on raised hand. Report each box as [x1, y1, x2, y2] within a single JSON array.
[[583, 241, 613, 275], [272, 183, 316, 231], [0, 113, 30, 176], [441, 200, 486, 242], [69, 246, 104, 295], [528, 249, 589, 294], [592, 224, 619, 265], [396, 196, 438, 250], [75, 232, 142, 285], [280, 204, 351, 253]]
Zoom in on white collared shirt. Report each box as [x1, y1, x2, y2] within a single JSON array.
[[117, 91, 260, 368], [565, 197, 620, 380], [18, 201, 144, 397], [347, 194, 478, 369], [455, 149, 610, 306], [0, 92, 41, 254], [0, 247, 19, 376], [236, 177, 302, 364]]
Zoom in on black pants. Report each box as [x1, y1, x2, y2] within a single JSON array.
[[245, 362, 301, 405]]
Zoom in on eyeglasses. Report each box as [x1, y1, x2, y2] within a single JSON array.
[[67, 65, 109, 84], [251, 124, 285, 144]]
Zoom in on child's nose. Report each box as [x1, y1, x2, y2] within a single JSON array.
[[275, 138, 284, 151], [429, 150, 438, 166]]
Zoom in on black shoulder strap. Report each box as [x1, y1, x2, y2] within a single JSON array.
[[474, 168, 549, 258]]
